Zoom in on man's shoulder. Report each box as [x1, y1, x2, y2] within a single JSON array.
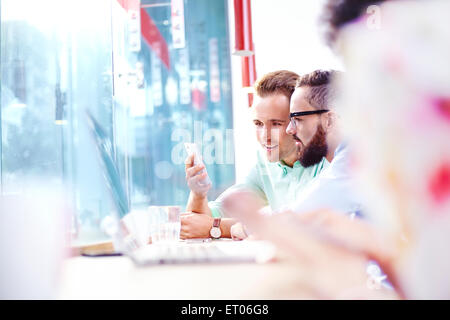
[[321, 142, 352, 179]]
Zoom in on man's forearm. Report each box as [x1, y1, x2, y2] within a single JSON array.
[[186, 192, 212, 215]]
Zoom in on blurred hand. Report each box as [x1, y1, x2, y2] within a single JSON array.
[[293, 209, 402, 294], [293, 210, 399, 267], [185, 154, 211, 198], [230, 222, 249, 241], [222, 203, 400, 298], [180, 212, 213, 239]]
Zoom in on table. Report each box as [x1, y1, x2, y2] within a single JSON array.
[[59, 239, 401, 300], [58, 247, 315, 300]]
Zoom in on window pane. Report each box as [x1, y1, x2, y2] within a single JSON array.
[[0, 0, 116, 245], [1, 0, 236, 244], [1, 0, 64, 192], [112, 0, 235, 209]]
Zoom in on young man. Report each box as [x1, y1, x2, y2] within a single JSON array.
[[180, 70, 329, 239]]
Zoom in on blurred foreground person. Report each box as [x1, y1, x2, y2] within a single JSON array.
[[226, 0, 450, 299], [336, 0, 450, 299]]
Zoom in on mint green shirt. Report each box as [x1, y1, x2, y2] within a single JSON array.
[[209, 151, 329, 217]]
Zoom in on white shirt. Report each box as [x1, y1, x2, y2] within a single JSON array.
[[289, 143, 363, 216]]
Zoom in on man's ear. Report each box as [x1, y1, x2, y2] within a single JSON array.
[[322, 110, 336, 132]]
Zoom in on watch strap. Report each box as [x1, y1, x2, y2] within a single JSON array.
[[212, 218, 221, 228]]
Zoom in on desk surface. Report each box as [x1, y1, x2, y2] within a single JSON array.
[[58, 253, 316, 300], [59, 239, 400, 300]]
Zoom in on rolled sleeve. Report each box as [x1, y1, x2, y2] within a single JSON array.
[[208, 166, 268, 218]]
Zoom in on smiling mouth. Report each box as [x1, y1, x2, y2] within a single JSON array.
[[263, 145, 279, 150]]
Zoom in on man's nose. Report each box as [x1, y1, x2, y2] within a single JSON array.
[[262, 127, 272, 141], [260, 128, 270, 141], [286, 121, 295, 135]]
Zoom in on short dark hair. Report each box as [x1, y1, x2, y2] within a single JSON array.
[[296, 70, 337, 110], [321, 0, 388, 47], [254, 70, 299, 100]]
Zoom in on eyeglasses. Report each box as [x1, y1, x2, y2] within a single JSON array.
[[289, 110, 329, 130]]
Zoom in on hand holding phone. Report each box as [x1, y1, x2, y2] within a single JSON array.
[[184, 143, 212, 193]]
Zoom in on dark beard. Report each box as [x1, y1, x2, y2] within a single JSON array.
[[298, 124, 328, 167]]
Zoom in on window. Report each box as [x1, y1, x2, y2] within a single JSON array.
[[1, 0, 235, 245]]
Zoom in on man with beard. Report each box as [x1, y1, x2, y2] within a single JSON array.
[[286, 69, 362, 215]]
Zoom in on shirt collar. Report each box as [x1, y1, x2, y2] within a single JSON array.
[[277, 160, 303, 176]]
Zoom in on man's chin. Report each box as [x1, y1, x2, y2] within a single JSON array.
[[265, 152, 281, 163], [298, 149, 327, 167], [260, 146, 280, 161]]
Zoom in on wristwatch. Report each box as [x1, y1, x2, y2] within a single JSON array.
[[209, 218, 222, 239]]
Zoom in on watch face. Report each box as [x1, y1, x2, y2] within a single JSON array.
[[210, 227, 221, 239]]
